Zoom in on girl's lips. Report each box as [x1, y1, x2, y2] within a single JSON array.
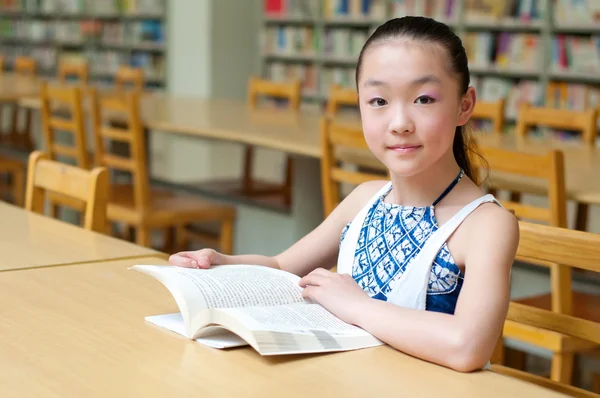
[[388, 144, 422, 153]]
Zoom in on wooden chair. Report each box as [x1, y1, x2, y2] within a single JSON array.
[[39, 82, 90, 169], [515, 103, 597, 231], [3, 56, 37, 151], [115, 65, 145, 92], [57, 61, 89, 85], [492, 221, 600, 397], [471, 98, 505, 135], [477, 147, 599, 385], [241, 77, 302, 207], [90, 88, 236, 251], [39, 81, 93, 219], [320, 117, 386, 218], [474, 147, 567, 228], [326, 84, 358, 116], [0, 155, 25, 206], [24, 151, 109, 233]]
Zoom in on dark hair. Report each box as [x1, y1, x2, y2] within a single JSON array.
[[355, 16, 483, 183]]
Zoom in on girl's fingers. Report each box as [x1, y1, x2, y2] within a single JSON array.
[[169, 252, 199, 268], [299, 273, 328, 287]]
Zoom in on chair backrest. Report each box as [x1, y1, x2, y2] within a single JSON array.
[[14, 56, 37, 76], [90, 88, 150, 211], [320, 117, 386, 217], [247, 76, 301, 111], [474, 147, 567, 228], [39, 82, 89, 169], [24, 151, 109, 232], [326, 84, 358, 116], [516, 103, 598, 146], [507, 221, 600, 343], [471, 99, 505, 134], [58, 61, 89, 84], [115, 65, 145, 92]]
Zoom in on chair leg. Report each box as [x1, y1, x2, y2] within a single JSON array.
[[219, 218, 234, 255], [490, 336, 505, 365], [509, 191, 522, 203], [9, 103, 18, 144], [136, 227, 152, 247], [593, 372, 600, 394], [123, 225, 136, 242], [175, 225, 189, 253], [283, 155, 294, 207], [48, 202, 60, 220], [163, 227, 176, 253], [22, 108, 34, 150], [551, 352, 575, 384], [11, 168, 25, 207], [574, 202, 589, 231], [242, 146, 255, 194]]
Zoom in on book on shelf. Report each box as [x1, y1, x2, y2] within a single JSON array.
[[131, 264, 383, 356], [393, 0, 458, 22], [323, 0, 387, 20], [464, 0, 545, 23], [554, 0, 600, 26], [264, 0, 319, 18], [465, 32, 541, 72], [551, 35, 600, 75]]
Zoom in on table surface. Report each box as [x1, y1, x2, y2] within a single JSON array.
[[0, 255, 566, 398], [0, 201, 163, 271], [11, 74, 600, 205]]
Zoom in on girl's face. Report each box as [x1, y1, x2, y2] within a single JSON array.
[[358, 39, 475, 177]]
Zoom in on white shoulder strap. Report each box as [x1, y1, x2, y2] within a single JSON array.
[[337, 181, 392, 275], [386, 194, 500, 310]]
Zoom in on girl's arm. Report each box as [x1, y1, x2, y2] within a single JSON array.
[[351, 205, 518, 372], [170, 181, 388, 277], [300, 204, 518, 372]]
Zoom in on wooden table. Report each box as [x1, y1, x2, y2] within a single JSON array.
[[138, 96, 600, 206], [0, 256, 565, 398], [0, 201, 163, 271]]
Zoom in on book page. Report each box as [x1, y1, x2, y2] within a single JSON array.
[[132, 264, 306, 312], [217, 303, 370, 336]]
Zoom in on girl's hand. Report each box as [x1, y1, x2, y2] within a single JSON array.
[[299, 268, 370, 325], [169, 249, 225, 269]]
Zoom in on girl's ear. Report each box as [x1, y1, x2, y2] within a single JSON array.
[[457, 86, 476, 126]]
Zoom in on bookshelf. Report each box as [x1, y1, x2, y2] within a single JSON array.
[[0, 0, 167, 89], [259, 0, 600, 125]]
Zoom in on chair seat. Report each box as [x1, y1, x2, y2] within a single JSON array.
[[516, 291, 600, 323], [107, 187, 235, 228]]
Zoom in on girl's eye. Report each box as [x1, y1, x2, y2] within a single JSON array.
[[368, 98, 387, 107], [415, 96, 436, 105]]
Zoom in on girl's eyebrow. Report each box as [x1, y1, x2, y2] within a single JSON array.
[[363, 75, 441, 88]]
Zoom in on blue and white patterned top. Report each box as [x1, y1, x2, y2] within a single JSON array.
[[340, 180, 465, 315]]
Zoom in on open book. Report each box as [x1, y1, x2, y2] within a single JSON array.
[[130, 264, 383, 355]]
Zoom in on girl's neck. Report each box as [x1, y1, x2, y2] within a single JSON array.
[[387, 152, 462, 207]]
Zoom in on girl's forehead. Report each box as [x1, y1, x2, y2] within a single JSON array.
[[360, 39, 451, 81]]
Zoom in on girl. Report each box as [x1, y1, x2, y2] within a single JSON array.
[[169, 16, 519, 372]]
